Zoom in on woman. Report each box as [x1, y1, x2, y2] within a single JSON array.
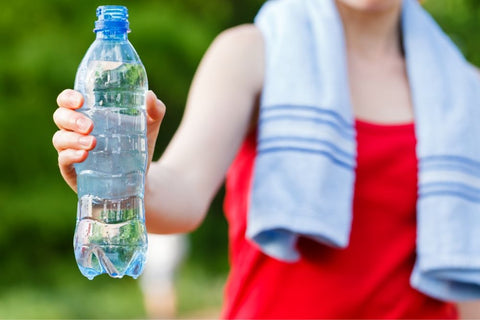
[[53, 0, 480, 318]]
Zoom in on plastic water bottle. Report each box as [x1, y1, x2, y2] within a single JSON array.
[[73, 5, 148, 280]]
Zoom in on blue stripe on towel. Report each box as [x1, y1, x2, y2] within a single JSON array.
[[421, 181, 480, 195], [260, 115, 354, 140], [259, 136, 355, 161], [261, 104, 354, 131], [257, 146, 354, 170], [420, 190, 480, 203], [422, 155, 480, 169], [420, 182, 480, 203], [420, 163, 480, 178]]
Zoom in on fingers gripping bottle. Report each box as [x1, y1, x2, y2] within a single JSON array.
[[73, 5, 148, 279]]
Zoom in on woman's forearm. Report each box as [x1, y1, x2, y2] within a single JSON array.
[[144, 161, 210, 234]]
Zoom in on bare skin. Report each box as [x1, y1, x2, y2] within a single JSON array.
[[337, 0, 415, 124], [53, 0, 478, 314]]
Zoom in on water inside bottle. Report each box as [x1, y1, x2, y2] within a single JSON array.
[[75, 196, 147, 279], [74, 61, 148, 279]]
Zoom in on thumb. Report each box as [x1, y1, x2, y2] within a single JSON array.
[[146, 90, 166, 124], [145, 90, 166, 169]]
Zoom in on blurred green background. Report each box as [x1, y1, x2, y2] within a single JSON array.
[[0, 0, 479, 318]]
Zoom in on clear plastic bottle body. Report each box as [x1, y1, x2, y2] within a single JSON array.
[[73, 6, 148, 280]]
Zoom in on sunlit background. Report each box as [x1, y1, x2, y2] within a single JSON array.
[[0, 0, 479, 318]]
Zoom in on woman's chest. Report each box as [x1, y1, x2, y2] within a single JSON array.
[[348, 55, 414, 124]]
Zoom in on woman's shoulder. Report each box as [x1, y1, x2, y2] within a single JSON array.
[[214, 24, 264, 50], [207, 24, 265, 92], [474, 64, 480, 77]]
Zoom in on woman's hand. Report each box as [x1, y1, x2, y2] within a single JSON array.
[[52, 89, 166, 192]]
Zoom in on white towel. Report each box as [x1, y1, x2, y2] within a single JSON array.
[[248, 0, 480, 301]]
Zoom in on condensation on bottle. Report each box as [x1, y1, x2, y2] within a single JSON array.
[[73, 5, 148, 280]]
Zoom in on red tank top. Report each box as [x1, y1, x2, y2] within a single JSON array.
[[221, 119, 458, 319]]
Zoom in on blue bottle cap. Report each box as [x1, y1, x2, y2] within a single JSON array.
[[94, 5, 130, 33]]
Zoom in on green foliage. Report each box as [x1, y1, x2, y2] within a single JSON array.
[[177, 262, 227, 317], [0, 0, 479, 318], [423, 0, 480, 65], [92, 62, 147, 114], [93, 63, 145, 91], [0, 263, 145, 319]]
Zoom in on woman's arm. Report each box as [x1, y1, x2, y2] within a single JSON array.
[[144, 24, 264, 234]]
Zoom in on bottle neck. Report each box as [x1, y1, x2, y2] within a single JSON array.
[[95, 30, 128, 41]]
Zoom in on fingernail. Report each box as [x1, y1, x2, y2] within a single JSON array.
[[76, 118, 91, 132], [79, 136, 92, 147], [76, 150, 85, 157]]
